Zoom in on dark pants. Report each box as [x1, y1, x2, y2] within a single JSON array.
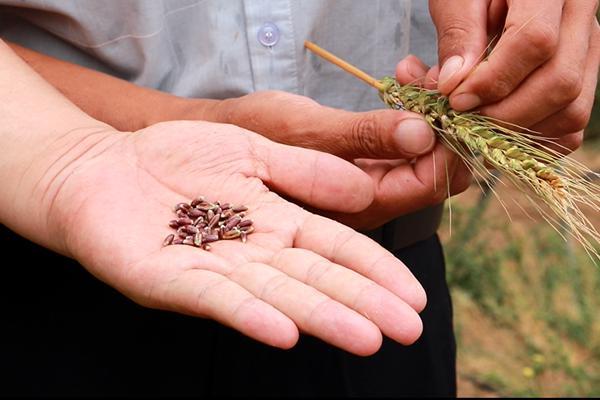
[[0, 224, 456, 397]]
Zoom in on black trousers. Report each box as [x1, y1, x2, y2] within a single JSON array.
[[0, 224, 456, 397]]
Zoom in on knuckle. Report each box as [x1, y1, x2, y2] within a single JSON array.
[[559, 131, 584, 153], [349, 114, 383, 156], [426, 183, 449, 205], [454, 176, 472, 195], [487, 73, 515, 100], [437, 23, 471, 59], [474, 61, 516, 101], [520, 21, 559, 60], [565, 102, 592, 132], [551, 66, 584, 105], [431, 188, 449, 205]]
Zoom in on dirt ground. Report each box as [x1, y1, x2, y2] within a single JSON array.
[[439, 143, 600, 397]]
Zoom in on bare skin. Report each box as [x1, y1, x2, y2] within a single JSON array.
[[9, 42, 471, 231], [1, 41, 427, 356], [427, 0, 600, 150]]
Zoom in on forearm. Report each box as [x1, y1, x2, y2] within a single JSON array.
[[0, 39, 116, 253], [7, 41, 219, 132]]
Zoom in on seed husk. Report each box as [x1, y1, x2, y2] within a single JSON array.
[[239, 219, 253, 228], [174, 202, 191, 212], [165, 197, 255, 250], [206, 209, 214, 222], [223, 229, 241, 240], [221, 209, 234, 220], [203, 234, 219, 243], [194, 232, 202, 246], [188, 209, 203, 218], [176, 217, 193, 226], [224, 216, 241, 231], [163, 234, 175, 246], [208, 213, 220, 229], [176, 226, 188, 238], [240, 226, 254, 234], [191, 196, 205, 207], [176, 209, 189, 218], [185, 225, 199, 235]]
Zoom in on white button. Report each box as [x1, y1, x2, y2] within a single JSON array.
[[257, 22, 280, 47]]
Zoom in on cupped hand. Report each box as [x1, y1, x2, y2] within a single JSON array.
[[205, 87, 470, 230], [429, 0, 600, 150], [48, 120, 427, 356]]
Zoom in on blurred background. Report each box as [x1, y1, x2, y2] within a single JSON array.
[[445, 84, 600, 397]]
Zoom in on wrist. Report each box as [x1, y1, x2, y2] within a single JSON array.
[[0, 125, 120, 256], [142, 93, 223, 128]]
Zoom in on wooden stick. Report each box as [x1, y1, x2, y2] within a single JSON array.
[[304, 40, 384, 91]]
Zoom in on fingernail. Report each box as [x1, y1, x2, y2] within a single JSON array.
[[395, 118, 435, 155], [451, 93, 481, 110], [438, 56, 464, 88], [407, 61, 428, 80]]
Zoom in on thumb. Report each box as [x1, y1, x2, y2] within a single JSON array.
[[322, 108, 436, 160], [219, 91, 435, 160], [429, 0, 490, 95]]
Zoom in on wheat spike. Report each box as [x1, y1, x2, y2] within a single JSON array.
[[305, 41, 600, 262]]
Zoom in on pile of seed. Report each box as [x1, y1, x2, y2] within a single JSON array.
[[163, 196, 253, 250]]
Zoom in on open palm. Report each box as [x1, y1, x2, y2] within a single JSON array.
[[50, 121, 426, 356]]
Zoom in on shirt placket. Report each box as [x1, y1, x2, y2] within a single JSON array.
[[242, 0, 299, 93]]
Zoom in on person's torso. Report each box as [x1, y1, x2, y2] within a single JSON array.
[[0, 0, 437, 112], [0, 0, 443, 249]]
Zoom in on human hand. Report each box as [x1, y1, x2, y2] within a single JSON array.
[[205, 90, 471, 230], [7, 39, 470, 229], [430, 0, 600, 150], [45, 120, 426, 356]]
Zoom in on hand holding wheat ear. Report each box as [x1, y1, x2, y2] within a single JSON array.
[[430, 0, 600, 144], [305, 40, 600, 262]]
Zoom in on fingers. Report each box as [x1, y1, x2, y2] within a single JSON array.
[[136, 247, 384, 355], [227, 261, 383, 356], [128, 251, 300, 350], [220, 91, 436, 161], [324, 108, 436, 160], [395, 55, 430, 86], [528, 20, 600, 139], [294, 213, 427, 313], [424, 65, 440, 90], [450, 0, 565, 110], [478, 0, 597, 130], [249, 134, 374, 213], [429, 0, 490, 94], [324, 144, 473, 230], [395, 56, 440, 89], [270, 248, 423, 345], [377, 144, 469, 213]]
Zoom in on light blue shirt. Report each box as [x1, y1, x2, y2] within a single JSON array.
[[0, 0, 437, 109], [0, 0, 443, 247]]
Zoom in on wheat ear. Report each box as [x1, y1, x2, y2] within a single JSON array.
[[304, 41, 600, 262]]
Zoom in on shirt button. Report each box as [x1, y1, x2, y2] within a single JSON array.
[[257, 22, 280, 47]]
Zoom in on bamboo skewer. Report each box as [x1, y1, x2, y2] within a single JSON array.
[[304, 40, 384, 91]]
